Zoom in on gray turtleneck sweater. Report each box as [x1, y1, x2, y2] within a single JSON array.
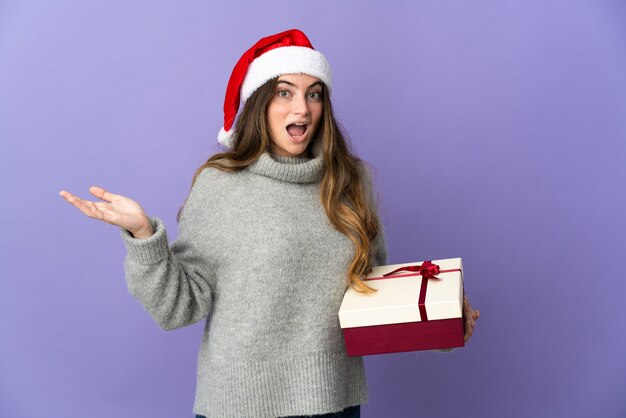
[[119, 150, 387, 418]]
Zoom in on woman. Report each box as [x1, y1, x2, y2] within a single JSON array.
[[59, 29, 479, 418]]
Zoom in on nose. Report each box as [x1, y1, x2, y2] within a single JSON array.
[[291, 93, 310, 116]]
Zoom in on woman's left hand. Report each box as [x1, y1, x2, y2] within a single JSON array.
[[463, 295, 480, 343]]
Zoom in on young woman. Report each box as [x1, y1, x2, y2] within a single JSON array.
[[59, 29, 480, 418]]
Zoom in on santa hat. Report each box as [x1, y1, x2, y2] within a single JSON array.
[[217, 29, 333, 149]]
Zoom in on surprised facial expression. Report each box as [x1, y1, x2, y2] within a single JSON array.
[[266, 74, 323, 158]]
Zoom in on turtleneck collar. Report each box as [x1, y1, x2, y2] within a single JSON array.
[[248, 141, 324, 183]]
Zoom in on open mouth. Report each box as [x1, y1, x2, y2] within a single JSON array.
[[286, 123, 308, 141]]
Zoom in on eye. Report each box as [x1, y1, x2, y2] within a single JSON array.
[[277, 90, 290, 98], [308, 91, 322, 100]]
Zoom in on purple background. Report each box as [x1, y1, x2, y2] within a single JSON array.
[[1, 1, 625, 417]]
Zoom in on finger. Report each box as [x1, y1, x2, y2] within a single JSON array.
[[464, 317, 474, 330], [89, 186, 116, 203], [85, 200, 107, 220], [77, 197, 102, 218], [60, 190, 79, 202], [60, 190, 91, 211], [464, 322, 474, 342], [92, 201, 120, 224], [464, 305, 474, 319], [60, 191, 102, 219]]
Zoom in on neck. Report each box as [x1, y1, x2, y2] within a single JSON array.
[[249, 149, 324, 183]]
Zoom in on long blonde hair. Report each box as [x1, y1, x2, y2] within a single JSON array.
[[178, 77, 380, 293]]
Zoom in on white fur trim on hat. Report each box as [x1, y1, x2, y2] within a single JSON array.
[[217, 127, 235, 148], [241, 46, 332, 102]]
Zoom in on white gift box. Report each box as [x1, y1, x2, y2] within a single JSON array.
[[338, 257, 465, 356]]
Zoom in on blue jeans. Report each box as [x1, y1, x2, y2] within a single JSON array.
[[196, 404, 360, 418]]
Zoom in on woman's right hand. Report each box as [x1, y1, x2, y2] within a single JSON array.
[[59, 186, 154, 238]]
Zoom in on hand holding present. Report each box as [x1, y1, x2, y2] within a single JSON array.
[[463, 295, 480, 343]]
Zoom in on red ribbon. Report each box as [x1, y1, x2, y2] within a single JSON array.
[[382, 259, 443, 280], [364, 260, 461, 322]]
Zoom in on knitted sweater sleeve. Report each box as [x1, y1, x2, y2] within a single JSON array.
[[360, 161, 388, 267], [118, 170, 216, 331]]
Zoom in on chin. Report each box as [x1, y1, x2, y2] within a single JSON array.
[[274, 139, 311, 157]]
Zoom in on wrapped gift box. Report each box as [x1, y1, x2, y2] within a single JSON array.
[[338, 257, 465, 356]]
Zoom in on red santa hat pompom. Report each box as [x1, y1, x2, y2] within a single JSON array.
[[217, 29, 333, 149]]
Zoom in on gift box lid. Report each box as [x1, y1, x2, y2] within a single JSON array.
[[339, 257, 464, 329]]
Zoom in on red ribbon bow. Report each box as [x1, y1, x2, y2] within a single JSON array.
[[365, 260, 460, 322], [382, 260, 442, 280]]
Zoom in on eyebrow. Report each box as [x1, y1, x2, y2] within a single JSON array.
[[276, 80, 323, 89]]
